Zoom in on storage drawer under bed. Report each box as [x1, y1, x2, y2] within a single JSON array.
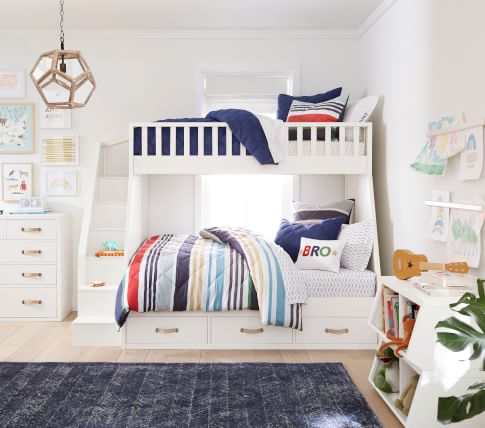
[[295, 317, 376, 344], [210, 316, 293, 345], [126, 316, 208, 345]]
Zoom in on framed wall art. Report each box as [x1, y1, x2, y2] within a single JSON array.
[[41, 135, 79, 165], [43, 168, 77, 196], [0, 103, 35, 154], [2, 163, 33, 201], [0, 71, 26, 98], [40, 103, 71, 129]]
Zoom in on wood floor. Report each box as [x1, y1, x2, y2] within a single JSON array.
[[0, 313, 400, 427]]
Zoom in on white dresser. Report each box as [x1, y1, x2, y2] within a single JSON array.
[[0, 213, 72, 321]]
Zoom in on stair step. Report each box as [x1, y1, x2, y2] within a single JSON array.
[[85, 256, 126, 286], [89, 227, 125, 232], [91, 203, 126, 229], [96, 177, 128, 203], [72, 316, 121, 346], [78, 286, 118, 318]]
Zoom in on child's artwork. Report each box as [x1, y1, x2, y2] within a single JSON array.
[[459, 126, 483, 181], [411, 115, 463, 176], [2, 163, 33, 201], [446, 209, 484, 268], [43, 168, 77, 196], [427, 190, 450, 242], [0, 103, 35, 154]]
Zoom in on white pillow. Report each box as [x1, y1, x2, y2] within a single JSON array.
[[295, 238, 346, 273], [343, 95, 379, 122], [338, 221, 375, 271]]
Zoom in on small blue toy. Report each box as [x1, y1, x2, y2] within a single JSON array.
[[102, 240, 121, 251]]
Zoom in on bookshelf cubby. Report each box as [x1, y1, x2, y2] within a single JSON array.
[[368, 276, 484, 427]]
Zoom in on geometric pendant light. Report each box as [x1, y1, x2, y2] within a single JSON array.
[[30, 0, 96, 109]]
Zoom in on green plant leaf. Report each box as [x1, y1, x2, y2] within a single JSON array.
[[436, 279, 485, 425], [437, 386, 485, 424], [435, 280, 485, 363]]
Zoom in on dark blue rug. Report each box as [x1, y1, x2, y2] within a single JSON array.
[[0, 362, 381, 427]]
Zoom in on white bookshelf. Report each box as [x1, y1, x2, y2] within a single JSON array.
[[368, 276, 484, 427]]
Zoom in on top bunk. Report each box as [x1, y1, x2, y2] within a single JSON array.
[[129, 121, 372, 176]]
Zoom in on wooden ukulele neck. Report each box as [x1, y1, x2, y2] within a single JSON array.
[[419, 262, 444, 271]]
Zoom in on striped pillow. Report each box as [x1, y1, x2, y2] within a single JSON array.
[[293, 199, 355, 224], [286, 95, 348, 123]]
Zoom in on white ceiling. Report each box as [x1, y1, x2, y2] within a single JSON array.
[[0, 0, 385, 30]]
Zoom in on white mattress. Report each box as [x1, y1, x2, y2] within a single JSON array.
[[301, 268, 376, 298]]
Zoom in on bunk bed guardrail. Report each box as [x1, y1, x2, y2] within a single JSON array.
[[129, 122, 372, 175]]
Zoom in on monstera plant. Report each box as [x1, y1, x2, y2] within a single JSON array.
[[435, 278, 485, 424]]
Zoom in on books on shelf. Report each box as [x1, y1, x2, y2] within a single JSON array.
[[382, 287, 400, 337], [419, 271, 477, 287], [381, 287, 420, 337]]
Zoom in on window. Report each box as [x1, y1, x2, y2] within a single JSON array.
[[198, 70, 295, 238], [201, 71, 293, 118], [200, 175, 294, 240]]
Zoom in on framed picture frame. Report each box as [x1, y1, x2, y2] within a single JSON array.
[[43, 168, 77, 196], [2, 163, 33, 202], [0, 71, 26, 98], [40, 103, 71, 129], [0, 103, 35, 154], [41, 135, 79, 166]]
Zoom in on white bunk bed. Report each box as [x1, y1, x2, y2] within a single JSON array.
[[122, 121, 381, 350]]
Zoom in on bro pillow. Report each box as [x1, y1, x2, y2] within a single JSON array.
[[275, 216, 347, 262], [296, 238, 346, 273]]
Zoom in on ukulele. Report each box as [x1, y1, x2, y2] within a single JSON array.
[[392, 249, 469, 280]]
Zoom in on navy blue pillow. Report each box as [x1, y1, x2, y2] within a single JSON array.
[[277, 88, 343, 121], [275, 216, 347, 262]]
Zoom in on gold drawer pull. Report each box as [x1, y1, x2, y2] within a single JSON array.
[[22, 250, 42, 255], [325, 328, 349, 335], [155, 327, 179, 334], [22, 299, 43, 305], [240, 327, 264, 335], [22, 272, 42, 278], [21, 227, 42, 232]]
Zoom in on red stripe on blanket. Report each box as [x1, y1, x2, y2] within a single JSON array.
[[127, 235, 160, 311], [287, 114, 337, 122]]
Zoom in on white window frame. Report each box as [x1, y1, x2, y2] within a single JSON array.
[[195, 65, 299, 116]]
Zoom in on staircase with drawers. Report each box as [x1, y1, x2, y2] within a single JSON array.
[[0, 213, 71, 321], [72, 140, 128, 345]]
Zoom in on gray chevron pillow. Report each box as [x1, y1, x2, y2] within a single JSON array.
[[338, 221, 374, 271]]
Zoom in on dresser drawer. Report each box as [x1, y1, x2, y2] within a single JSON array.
[[6, 219, 56, 240], [126, 316, 208, 345], [0, 265, 56, 285], [295, 317, 376, 344], [211, 316, 293, 345], [0, 220, 5, 239], [0, 241, 57, 263], [0, 288, 57, 318]]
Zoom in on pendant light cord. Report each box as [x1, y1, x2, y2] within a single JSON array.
[[59, 0, 65, 50]]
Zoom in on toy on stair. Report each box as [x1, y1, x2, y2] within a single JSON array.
[[373, 347, 400, 393], [395, 374, 419, 416], [95, 240, 124, 257], [379, 315, 416, 358]]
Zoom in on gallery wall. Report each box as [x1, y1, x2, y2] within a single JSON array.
[[361, 0, 485, 276]]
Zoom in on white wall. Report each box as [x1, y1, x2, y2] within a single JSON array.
[[0, 31, 364, 306], [361, 0, 485, 276]]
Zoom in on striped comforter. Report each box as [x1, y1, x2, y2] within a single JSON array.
[[115, 228, 305, 330]]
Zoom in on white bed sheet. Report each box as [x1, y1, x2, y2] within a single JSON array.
[[301, 268, 376, 298]]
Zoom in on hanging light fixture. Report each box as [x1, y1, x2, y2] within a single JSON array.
[[30, 0, 96, 109]]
